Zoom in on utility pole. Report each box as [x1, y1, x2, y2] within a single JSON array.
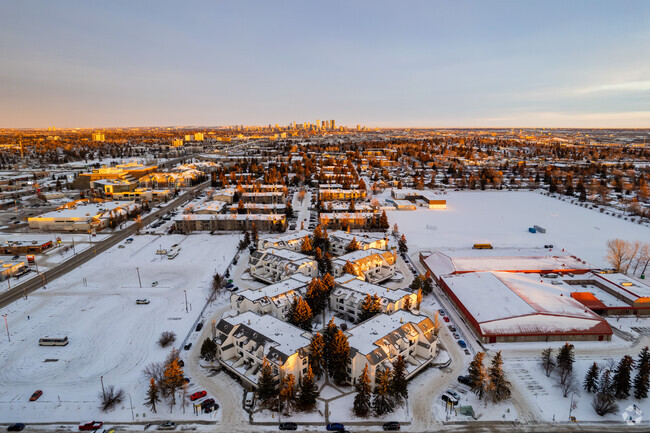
[[136, 267, 142, 288], [100, 376, 105, 400], [184, 290, 188, 313], [2, 314, 10, 342]]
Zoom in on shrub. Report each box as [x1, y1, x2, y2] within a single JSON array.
[[99, 385, 125, 412], [158, 331, 176, 348]]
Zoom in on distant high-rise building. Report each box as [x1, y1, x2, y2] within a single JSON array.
[[316, 119, 321, 129], [331, 119, 335, 129], [172, 138, 183, 147], [91, 132, 105, 142], [356, 124, 361, 131], [194, 132, 204, 141]]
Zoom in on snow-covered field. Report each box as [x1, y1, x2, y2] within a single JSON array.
[[385, 190, 649, 269], [0, 233, 238, 423]]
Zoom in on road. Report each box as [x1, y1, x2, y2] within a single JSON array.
[[0, 181, 209, 309]]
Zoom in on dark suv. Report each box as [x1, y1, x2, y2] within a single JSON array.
[[279, 423, 298, 431], [383, 422, 401, 431]]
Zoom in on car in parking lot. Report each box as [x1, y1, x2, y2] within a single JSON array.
[[7, 423, 25, 431], [225, 283, 234, 289], [383, 421, 400, 431], [441, 392, 459, 406], [29, 390, 43, 401], [453, 332, 460, 339], [12, 255, 19, 260], [158, 421, 176, 430], [151, 281, 158, 287], [457, 375, 472, 386], [443, 316, 450, 322], [200, 398, 215, 409], [279, 422, 298, 431], [446, 390, 460, 400], [448, 325, 456, 332], [457, 340, 467, 348], [438, 309, 445, 315], [326, 423, 345, 431], [464, 348, 471, 355], [79, 421, 103, 431], [203, 402, 219, 413], [195, 322, 204, 331], [184, 343, 192, 351], [190, 391, 207, 401], [136, 299, 150, 305]]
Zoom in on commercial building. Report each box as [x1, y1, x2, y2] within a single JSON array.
[[439, 271, 613, 343], [391, 189, 447, 209], [319, 189, 367, 202], [28, 200, 139, 232], [173, 213, 286, 233]]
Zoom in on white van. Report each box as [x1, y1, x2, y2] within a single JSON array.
[[244, 392, 255, 409]]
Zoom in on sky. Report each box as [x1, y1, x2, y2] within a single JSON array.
[[1, 1, 650, 129]]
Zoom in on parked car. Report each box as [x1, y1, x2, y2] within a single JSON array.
[[225, 283, 234, 289], [79, 421, 103, 431], [158, 421, 176, 430], [118, 245, 125, 248], [178, 360, 185, 367], [12, 255, 19, 260], [383, 421, 401, 431], [326, 423, 345, 431], [151, 281, 158, 287], [136, 299, 150, 305], [457, 340, 467, 348], [7, 424, 25, 431], [184, 343, 192, 351], [203, 402, 219, 413], [457, 375, 472, 386], [279, 422, 298, 431], [464, 348, 471, 355], [453, 332, 460, 339], [443, 316, 450, 322], [29, 390, 43, 401], [448, 325, 456, 332], [195, 322, 203, 331], [125, 238, 134, 243], [446, 390, 460, 400], [183, 377, 191, 384], [441, 392, 459, 406], [190, 391, 207, 401], [438, 309, 445, 315], [200, 398, 215, 409]]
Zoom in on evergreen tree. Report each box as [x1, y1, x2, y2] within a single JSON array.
[[392, 223, 399, 239], [297, 366, 319, 411], [593, 369, 617, 416], [358, 293, 382, 322], [468, 352, 488, 400], [341, 260, 357, 276], [416, 288, 423, 310], [324, 253, 333, 275], [144, 377, 160, 413], [391, 355, 408, 401], [329, 329, 350, 385], [199, 338, 217, 362], [541, 348, 555, 377], [353, 365, 372, 417], [321, 273, 336, 294], [301, 236, 313, 254], [346, 237, 360, 253], [251, 222, 259, 248], [409, 275, 422, 292], [379, 210, 389, 230], [308, 333, 325, 379], [403, 296, 412, 311], [556, 343, 575, 385], [612, 355, 635, 399], [305, 278, 327, 314], [372, 368, 395, 416], [487, 351, 511, 402], [323, 319, 339, 374], [287, 296, 313, 331], [257, 359, 279, 408], [584, 362, 600, 393], [163, 359, 185, 406], [398, 234, 408, 254], [421, 276, 433, 295], [285, 201, 294, 218], [600, 369, 614, 397], [634, 346, 650, 400], [279, 373, 297, 412]]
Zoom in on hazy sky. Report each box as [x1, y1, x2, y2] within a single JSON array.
[[2, 1, 650, 128]]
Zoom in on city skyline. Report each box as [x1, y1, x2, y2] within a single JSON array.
[[2, 1, 650, 128]]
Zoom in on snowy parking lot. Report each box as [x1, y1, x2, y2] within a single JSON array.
[[0, 233, 238, 423]]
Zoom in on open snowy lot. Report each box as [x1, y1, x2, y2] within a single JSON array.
[[385, 190, 649, 269], [0, 233, 238, 423]]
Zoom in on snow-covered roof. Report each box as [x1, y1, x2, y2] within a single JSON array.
[[335, 275, 410, 303], [221, 311, 311, 362], [237, 277, 307, 302], [347, 311, 431, 356], [441, 271, 612, 337], [33, 201, 134, 220], [423, 248, 588, 277]]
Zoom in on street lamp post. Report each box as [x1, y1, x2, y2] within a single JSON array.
[[126, 392, 134, 421], [136, 267, 142, 288], [2, 314, 10, 342], [184, 290, 188, 313], [100, 376, 105, 401]]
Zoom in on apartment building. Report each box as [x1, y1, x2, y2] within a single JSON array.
[[231, 276, 309, 320], [328, 231, 388, 256], [332, 249, 397, 284], [249, 249, 318, 283], [346, 311, 438, 386], [215, 311, 312, 388]]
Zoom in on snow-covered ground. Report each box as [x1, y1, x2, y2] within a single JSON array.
[[384, 190, 649, 269], [0, 233, 238, 423]]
